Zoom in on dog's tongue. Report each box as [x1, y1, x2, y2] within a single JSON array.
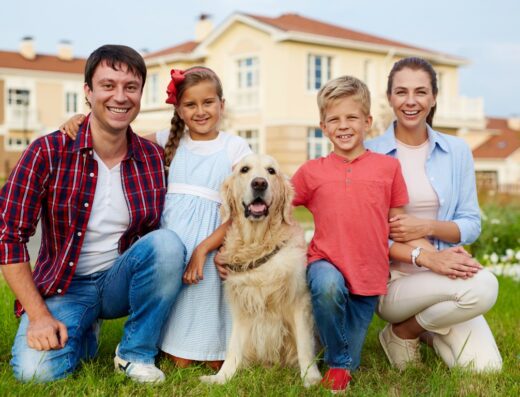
[[249, 202, 267, 214]]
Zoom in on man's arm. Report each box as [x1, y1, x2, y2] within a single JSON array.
[[1, 263, 68, 350]]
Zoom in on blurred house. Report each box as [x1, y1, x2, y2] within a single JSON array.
[[471, 117, 520, 194], [136, 12, 486, 174], [0, 37, 86, 178]]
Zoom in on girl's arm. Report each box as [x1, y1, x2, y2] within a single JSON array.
[[60, 114, 159, 144], [182, 220, 231, 284]]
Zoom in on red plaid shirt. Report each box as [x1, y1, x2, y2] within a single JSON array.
[[0, 114, 166, 316]]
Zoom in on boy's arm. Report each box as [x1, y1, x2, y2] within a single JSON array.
[[389, 214, 461, 244], [183, 220, 231, 284]]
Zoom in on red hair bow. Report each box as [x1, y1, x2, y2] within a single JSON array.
[[165, 69, 186, 105]]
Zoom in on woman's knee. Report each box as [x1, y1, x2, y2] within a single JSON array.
[[463, 270, 499, 313]]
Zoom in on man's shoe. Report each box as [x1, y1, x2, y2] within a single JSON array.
[[114, 345, 165, 383], [379, 323, 420, 370], [321, 368, 352, 393]]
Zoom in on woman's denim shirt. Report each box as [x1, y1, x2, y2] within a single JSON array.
[[365, 122, 481, 250]]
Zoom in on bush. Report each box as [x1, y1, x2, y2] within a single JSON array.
[[471, 203, 520, 263]]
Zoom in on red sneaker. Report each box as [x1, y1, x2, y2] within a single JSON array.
[[321, 368, 352, 393]]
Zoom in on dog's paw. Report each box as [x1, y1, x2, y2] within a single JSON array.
[[302, 366, 322, 388], [200, 374, 227, 385]]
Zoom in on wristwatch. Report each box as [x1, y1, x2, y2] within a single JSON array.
[[411, 247, 423, 267]]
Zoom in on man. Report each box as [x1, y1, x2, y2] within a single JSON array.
[[0, 45, 184, 383]]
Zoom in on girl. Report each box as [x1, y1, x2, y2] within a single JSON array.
[[366, 57, 502, 372], [61, 66, 252, 369]]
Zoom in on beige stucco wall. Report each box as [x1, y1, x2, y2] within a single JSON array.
[[36, 81, 63, 129]]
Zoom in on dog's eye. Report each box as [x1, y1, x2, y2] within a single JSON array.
[[267, 167, 276, 175], [240, 166, 250, 173]]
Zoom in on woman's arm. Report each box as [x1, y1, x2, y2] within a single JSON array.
[[389, 214, 461, 243]]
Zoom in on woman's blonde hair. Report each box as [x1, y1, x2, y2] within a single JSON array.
[[164, 66, 224, 167]]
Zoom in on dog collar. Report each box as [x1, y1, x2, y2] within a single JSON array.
[[228, 244, 284, 272]]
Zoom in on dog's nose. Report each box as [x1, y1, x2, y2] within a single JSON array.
[[251, 177, 268, 192]]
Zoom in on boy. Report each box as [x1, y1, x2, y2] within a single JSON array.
[[291, 76, 409, 392]]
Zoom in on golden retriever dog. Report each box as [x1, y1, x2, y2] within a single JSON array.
[[200, 154, 321, 388]]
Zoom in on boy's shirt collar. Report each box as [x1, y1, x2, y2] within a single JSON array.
[[329, 149, 370, 164]]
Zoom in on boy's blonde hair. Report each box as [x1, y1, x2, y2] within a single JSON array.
[[317, 75, 371, 121]]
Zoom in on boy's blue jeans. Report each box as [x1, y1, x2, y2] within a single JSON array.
[[307, 260, 378, 371], [11, 229, 186, 383]]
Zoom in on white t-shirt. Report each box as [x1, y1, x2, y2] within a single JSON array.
[[155, 129, 252, 167], [75, 152, 130, 276], [393, 139, 439, 274]]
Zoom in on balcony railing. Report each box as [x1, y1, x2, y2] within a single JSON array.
[[435, 96, 485, 129], [5, 106, 40, 131]]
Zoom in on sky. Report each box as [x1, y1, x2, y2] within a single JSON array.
[[2, 0, 519, 118]]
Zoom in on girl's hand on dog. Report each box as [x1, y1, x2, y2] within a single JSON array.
[[183, 246, 206, 284], [214, 248, 229, 280], [59, 114, 85, 140]]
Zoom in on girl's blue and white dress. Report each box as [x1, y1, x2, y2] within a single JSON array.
[[156, 130, 251, 360]]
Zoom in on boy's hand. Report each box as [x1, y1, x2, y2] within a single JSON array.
[[389, 214, 431, 242], [59, 114, 85, 140], [183, 246, 206, 284]]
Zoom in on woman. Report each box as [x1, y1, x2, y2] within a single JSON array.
[[365, 57, 502, 372]]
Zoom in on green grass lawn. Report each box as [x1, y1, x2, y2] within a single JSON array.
[[0, 277, 518, 396]]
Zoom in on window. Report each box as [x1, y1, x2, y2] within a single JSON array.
[[476, 170, 498, 192], [145, 73, 159, 106], [7, 136, 31, 150], [307, 54, 332, 90], [307, 128, 331, 159], [235, 57, 259, 109], [237, 57, 259, 89], [65, 92, 78, 114], [237, 129, 259, 153], [8, 89, 30, 106]]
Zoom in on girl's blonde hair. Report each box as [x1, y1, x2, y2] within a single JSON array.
[[164, 66, 224, 167]]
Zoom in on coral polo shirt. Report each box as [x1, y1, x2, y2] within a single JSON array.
[[292, 151, 408, 295]]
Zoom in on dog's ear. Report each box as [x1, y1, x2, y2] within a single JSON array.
[[220, 175, 236, 222], [281, 174, 295, 225]]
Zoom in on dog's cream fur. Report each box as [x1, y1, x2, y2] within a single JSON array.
[[200, 154, 321, 387]]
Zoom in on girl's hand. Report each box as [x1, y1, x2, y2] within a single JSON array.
[[389, 214, 431, 242], [59, 114, 85, 140], [183, 247, 207, 284], [417, 246, 482, 279], [214, 247, 229, 280]]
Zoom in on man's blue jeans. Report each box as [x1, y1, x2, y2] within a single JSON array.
[[11, 229, 186, 382], [306, 260, 378, 371]]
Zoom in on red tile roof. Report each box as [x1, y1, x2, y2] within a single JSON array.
[[473, 117, 520, 159], [246, 13, 445, 55], [144, 41, 199, 59], [0, 50, 85, 73]]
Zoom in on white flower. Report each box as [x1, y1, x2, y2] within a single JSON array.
[[490, 218, 501, 225], [506, 248, 514, 259], [490, 253, 499, 264], [492, 237, 499, 243]]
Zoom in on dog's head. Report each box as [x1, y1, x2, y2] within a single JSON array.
[[221, 154, 293, 224]]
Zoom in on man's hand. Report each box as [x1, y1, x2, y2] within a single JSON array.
[[27, 313, 68, 351]]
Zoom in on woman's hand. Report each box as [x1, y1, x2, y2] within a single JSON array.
[[417, 246, 483, 279], [183, 246, 207, 284], [59, 114, 85, 140], [389, 214, 431, 242], [214, 247, 229, 281]]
